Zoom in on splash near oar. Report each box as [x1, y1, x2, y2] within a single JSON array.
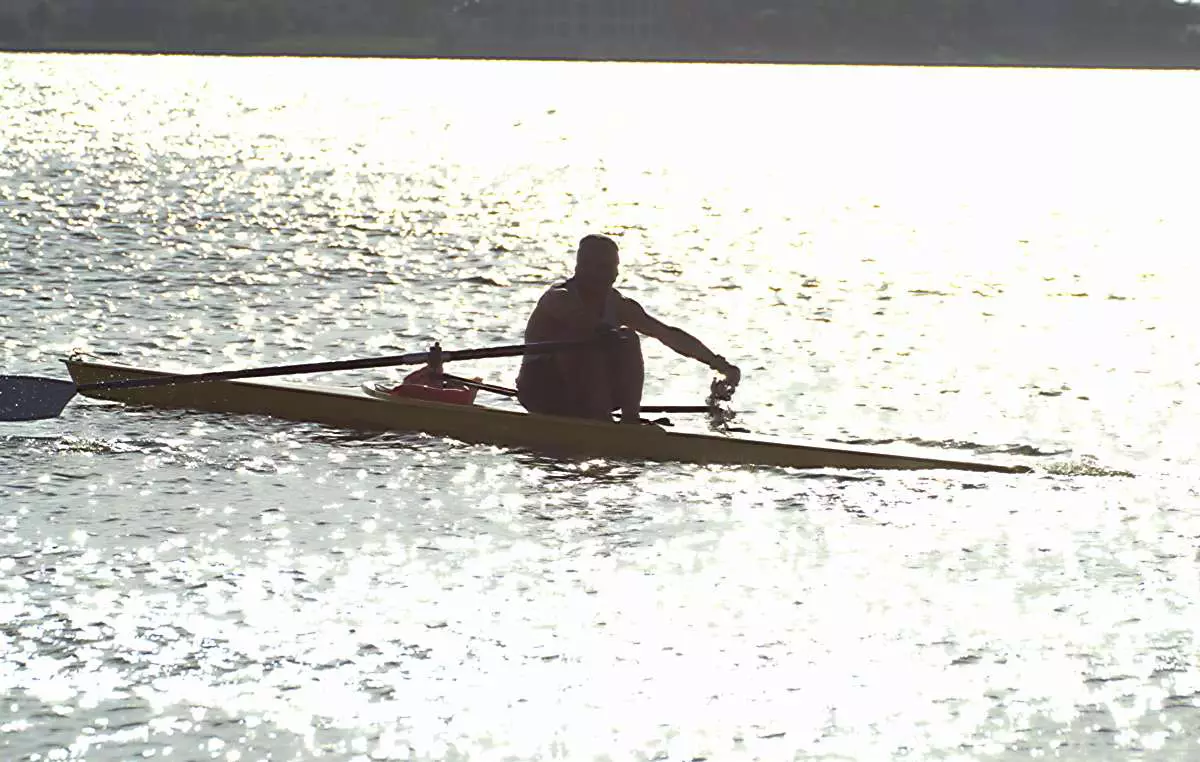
[[705, 375, 742, 432]]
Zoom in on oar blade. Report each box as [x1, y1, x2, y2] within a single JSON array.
[[0, 376, 78, 421]]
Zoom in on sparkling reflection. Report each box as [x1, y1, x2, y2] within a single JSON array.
[[3, 54, 1200, 760]]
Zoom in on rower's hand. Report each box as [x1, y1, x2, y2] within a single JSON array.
[[712, 356, 740, 389], [709, 358, 740, 402], [720, 361, 741, 391]]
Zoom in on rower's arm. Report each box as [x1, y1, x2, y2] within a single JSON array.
[[619, 298, 740, 383]]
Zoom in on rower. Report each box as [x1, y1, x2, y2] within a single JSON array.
[[515, 234, 741, 423]]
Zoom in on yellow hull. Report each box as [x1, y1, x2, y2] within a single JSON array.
[[64, 359, 1028, 473]]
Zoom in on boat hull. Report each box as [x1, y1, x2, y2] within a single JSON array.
[[63, 359, 1028, 473]]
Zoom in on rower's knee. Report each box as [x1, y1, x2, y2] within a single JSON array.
[[616, 330, 642, 365], [610, 332, 643, 401]]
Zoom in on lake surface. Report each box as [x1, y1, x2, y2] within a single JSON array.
[[2, 53, 1200, 761]]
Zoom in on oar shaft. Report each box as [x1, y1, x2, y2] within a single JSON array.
[[441, 373, 712, 415], [441, 374, 521, 398], [77, 336, 614, 394], [639, 405, 712, 414]]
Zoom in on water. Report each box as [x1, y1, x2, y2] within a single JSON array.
[[2, 53, 1200, 760]]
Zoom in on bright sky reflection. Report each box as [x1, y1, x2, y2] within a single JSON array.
[[3, 53, 1200, 761]]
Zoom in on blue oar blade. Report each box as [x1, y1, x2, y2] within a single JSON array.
[[0, 376, 78, 421]]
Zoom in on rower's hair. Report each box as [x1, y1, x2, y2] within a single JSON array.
[[577, 234, 618, 260]]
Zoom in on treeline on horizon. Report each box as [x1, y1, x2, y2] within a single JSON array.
[[1, 0, 1198, 65], [667, 0, 1200, 63]]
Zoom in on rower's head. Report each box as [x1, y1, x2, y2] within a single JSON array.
[[574, 234, 619, 290]]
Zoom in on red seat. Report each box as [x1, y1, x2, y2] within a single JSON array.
[[387, 367, 478, 405]]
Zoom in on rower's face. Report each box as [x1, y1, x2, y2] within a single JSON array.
[[576, 249, 619, 289]]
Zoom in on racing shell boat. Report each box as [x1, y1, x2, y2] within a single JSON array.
[[62, 358, 1029, 473]]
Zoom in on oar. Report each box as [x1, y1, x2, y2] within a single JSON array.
[[440, 373, 713, 415], [0, 336, 617, 423]]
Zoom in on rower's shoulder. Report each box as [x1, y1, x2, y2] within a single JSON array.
[[613, 289, 646, 314], [533, 283, 574, 314], [538, 283, 572, 301]]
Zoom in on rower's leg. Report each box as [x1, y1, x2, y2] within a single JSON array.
[[611, 331, 644, 423], [517, 362, 576, 417]]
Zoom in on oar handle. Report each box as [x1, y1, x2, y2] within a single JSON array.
[[77, 334, 623, 393]]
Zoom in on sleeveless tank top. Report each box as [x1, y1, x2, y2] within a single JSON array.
[[558, 277, 620, 327], [522, 278, 620, 369]]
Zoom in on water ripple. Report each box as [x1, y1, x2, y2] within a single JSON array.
[[3, 53, 1200, 760]]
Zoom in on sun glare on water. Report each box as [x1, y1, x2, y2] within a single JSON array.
[[4, 53, 1200, 761]]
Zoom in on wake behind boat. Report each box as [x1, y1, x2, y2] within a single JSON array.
[[59, 357, 1029, 474]]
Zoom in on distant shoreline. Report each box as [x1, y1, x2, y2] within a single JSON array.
[[3, 42, 1199, 71]]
